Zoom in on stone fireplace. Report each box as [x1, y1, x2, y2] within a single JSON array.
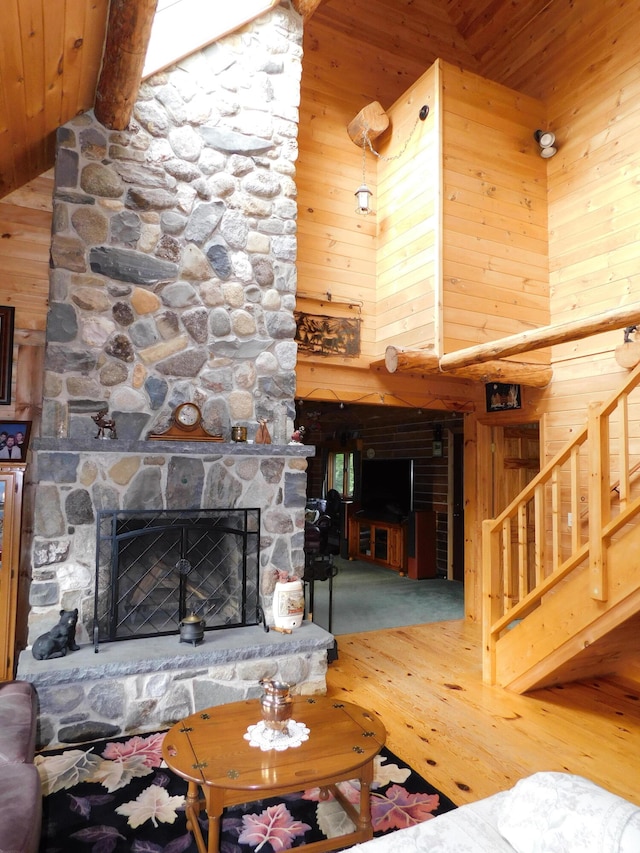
[[15, 5, 334, 748]]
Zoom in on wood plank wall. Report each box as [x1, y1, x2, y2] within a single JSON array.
[[440, 61, 550, 362], [376, 65, 439, 353], [539, 1, 640, 461], [0, 172, 51, 426]]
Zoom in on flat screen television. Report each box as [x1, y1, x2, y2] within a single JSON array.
[[358, 458, 414, 521]]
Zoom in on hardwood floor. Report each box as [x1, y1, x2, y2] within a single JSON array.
[[325, 619, 640, 808]]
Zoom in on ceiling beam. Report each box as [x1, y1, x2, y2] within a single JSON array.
[[383, 347, 552, 388]]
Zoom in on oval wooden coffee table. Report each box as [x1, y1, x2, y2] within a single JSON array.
[[162, 695, 387, 853]]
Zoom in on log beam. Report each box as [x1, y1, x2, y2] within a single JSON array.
[[384, 347, 552, 388], [385, 345, 439, 373], [439, 303, 640, 372], [291, 0, 325, 18], [95, 0, 158, 130], [347, 102, 390, 147]]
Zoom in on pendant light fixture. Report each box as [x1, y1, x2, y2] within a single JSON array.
[[355, 133, 374, 215], [353, 104, 430, 216]]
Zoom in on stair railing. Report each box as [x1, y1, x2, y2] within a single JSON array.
[[482, 360, 640, 684]]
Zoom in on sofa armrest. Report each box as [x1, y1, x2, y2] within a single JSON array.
[[0, 681, 38, 764]]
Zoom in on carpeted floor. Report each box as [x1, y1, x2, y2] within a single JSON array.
[[307, 557, 464, 635], [36, 730, 457, 852]]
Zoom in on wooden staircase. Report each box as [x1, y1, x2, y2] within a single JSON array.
[[482, 361, 640, 692]]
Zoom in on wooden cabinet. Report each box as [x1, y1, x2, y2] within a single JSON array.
[[348, 510, 438, 578], [0, 465, 25, 680], [348, 516, 406, 573]]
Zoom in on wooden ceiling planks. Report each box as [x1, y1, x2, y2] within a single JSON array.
[[0, 0, 109, 199]]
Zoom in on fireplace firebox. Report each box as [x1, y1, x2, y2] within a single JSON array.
[[94, 508, 261, 649]]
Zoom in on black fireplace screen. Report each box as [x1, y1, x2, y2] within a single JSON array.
[[94, 508, 261, 648]]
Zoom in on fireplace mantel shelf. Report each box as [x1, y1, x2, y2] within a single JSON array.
[[33, 438, 316, 457]]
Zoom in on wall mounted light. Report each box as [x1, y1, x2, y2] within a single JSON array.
[[534, 129, 557, 158]]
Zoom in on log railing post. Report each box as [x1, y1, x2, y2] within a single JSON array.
[[587, 401, 608, 601]]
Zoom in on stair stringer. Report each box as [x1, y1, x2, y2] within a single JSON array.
[[494, 519, 640, 693]]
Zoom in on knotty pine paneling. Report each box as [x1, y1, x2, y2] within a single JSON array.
[[440, 62, 550, 362], [0, 0, 108, 198], [0, 171, 51, 423], [535, 0, 640, 471]]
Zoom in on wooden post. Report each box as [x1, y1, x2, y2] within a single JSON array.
[[94, 0, 158, 130]]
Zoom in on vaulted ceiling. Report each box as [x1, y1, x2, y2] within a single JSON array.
[[0, 0, 569, 202]]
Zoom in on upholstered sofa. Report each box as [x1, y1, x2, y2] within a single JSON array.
[[346, 772, 640, 853], [0, 681, 41, 853]]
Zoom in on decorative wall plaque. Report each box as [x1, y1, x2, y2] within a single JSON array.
[[295, 311, 361, 357]]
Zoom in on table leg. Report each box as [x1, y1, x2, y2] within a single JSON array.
[[357, 760, 374, 836]]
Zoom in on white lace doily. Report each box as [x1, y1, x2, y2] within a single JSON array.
[[244, 719, 310, 751]]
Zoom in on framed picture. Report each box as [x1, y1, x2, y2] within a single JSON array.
[[0, 421, 31, 461], [0, 307, 14, 405], [486, 383, 522, 412]]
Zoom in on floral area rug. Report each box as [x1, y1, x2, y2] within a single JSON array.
[[36, 730, 457, 853]]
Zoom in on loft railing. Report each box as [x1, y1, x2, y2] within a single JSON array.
[[482, 361, 640, 684]]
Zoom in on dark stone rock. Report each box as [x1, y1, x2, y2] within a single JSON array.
[[39, 684, 85, 715], [112, 301, 135, 326], [32, 538, 71, 568], [144, 375, 168, 409], [203, 464, 242, 507], [56, 126, 76, 148], [185, 201, 225, 244], [55, 148, 79, 189], [160, 211, 187, 236], [284, 471, 307, 507], [105, 334, 135, 362], [65, 489, 95, 525], [79, 127, 108, 160], [54, 191, 96, 206], [87, 682, 125, 718], [209, 308, 231, 337], [36, 452, 79, 483], [51, 234, 87, 273], [100, 360, 129, 386], [198, 126, 273, 155], [156, 348, 208, 377], [91, 482, 120, 512], [125, 187, 177, 211], [80, 162, 125, 198], [265, 311, 296, 339], [45, 347, 97, 375], [67, 399, 109, 413], [46, 303, 78, 343], [111, 211, 141, 247], [90, 246, 179, 285], [29, 581, 60, 606], [260, 457, 285, 484], [109, 411, 152, 440], [167, 456, 205, 508], [155, 234, 181, 263], [252, 256, 274, 286], [156, 310, 180, 339], [71, 207, 109, 244], [130, 319, 159, 348], [34, 485, 65, 538], [58, 721, 121, 745], [124, 467, 163, 510], [182, 307, 209, 343], [205, 241, 232, 279]]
